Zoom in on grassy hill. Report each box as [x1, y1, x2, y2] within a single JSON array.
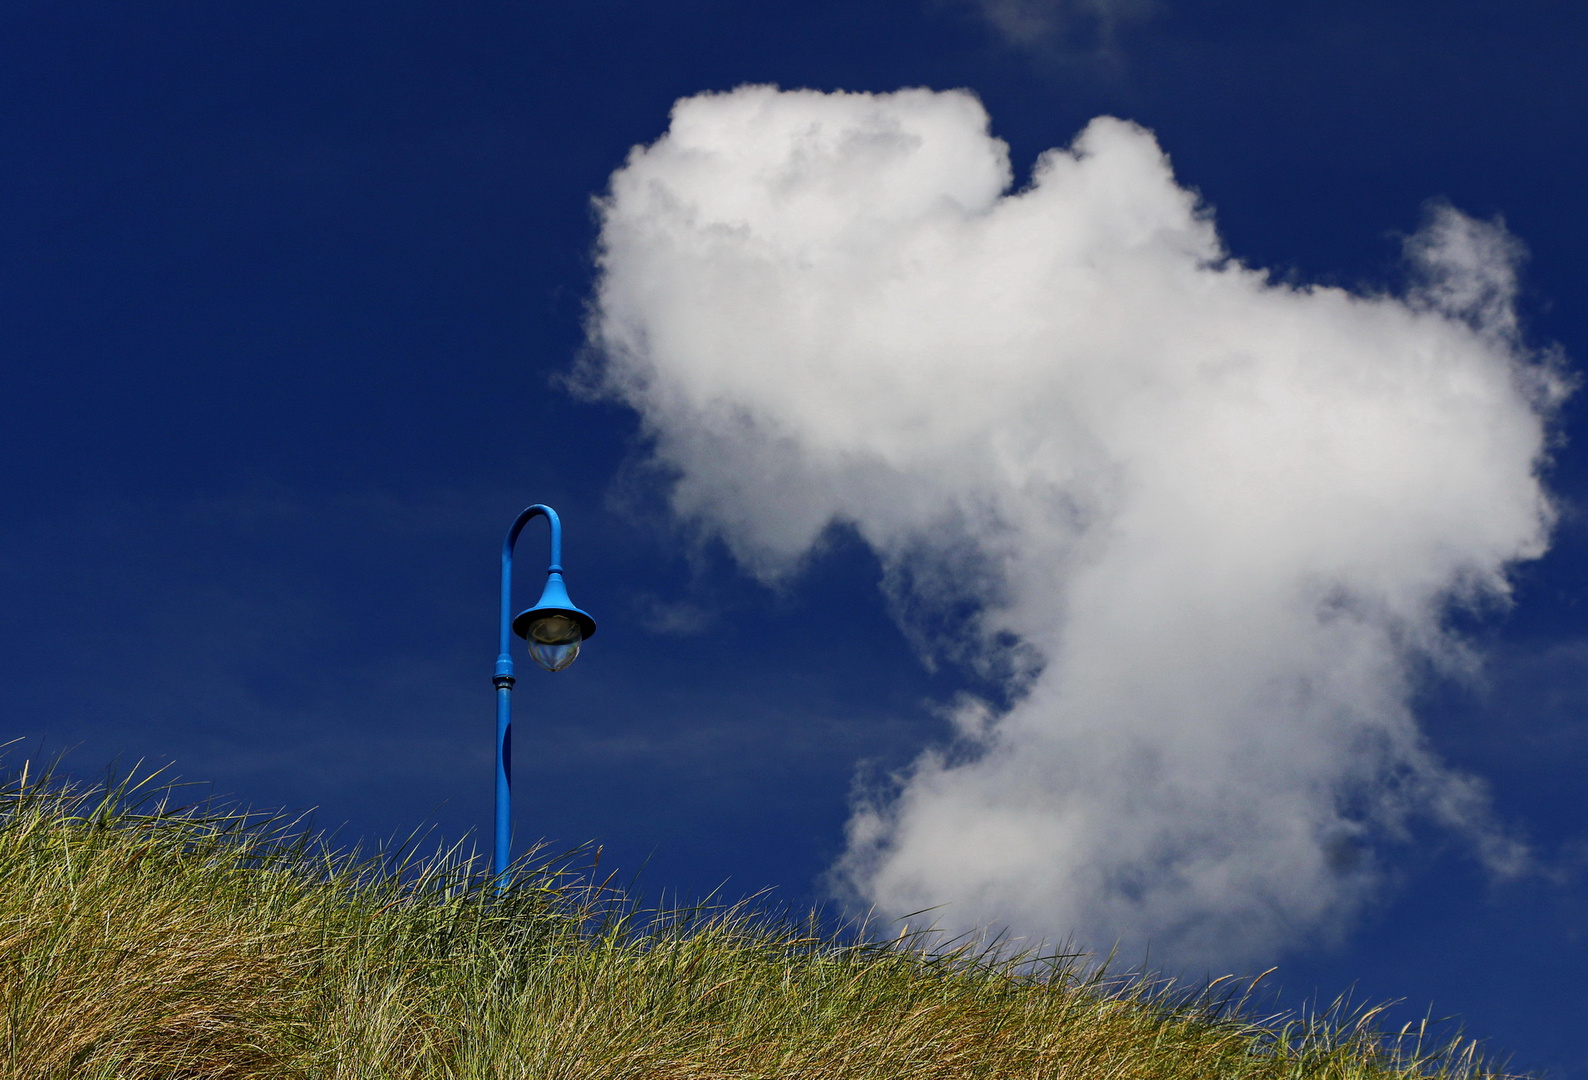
[[0, 764, 1510, 1079]]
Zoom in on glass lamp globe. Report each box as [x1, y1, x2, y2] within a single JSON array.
[[525, 613, 582, 672]]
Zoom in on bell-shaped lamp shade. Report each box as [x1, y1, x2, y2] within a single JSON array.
[[512, 572, 597, 673]]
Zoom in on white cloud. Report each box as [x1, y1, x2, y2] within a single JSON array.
[[971, 0, 1156, 50], [583, 85, 1564, 968]]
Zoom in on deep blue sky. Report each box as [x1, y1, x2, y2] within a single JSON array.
[[3, 1, 1587, 1074]]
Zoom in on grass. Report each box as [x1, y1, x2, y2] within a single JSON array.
[[0, 762, 1515, 1080]]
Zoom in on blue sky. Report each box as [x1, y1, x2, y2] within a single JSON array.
[[3, 1, 1587, 1074]]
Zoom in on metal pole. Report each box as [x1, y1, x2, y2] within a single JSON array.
[[494, 503, 564, 891], [492, 678, 512, 890]]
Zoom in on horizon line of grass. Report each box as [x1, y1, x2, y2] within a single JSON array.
[[0, 759, 1518, 1079]]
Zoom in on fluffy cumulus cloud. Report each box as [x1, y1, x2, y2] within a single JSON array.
[[583, 85, 1564, 967]]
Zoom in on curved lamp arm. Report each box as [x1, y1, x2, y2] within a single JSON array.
[[495, 503, 563, 687]]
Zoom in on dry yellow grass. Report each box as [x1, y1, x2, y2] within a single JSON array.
[[0, 763, 1513, 1080]]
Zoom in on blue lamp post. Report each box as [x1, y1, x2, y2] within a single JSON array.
[[493, 503, 597, 889]]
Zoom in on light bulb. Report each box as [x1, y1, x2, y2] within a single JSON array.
[[525, 614, 582, 672]]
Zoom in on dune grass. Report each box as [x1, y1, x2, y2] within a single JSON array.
[[0, 762, 1513, 1080]]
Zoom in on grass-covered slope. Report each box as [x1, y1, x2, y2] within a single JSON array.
[[0, 765, 1509, 1079]]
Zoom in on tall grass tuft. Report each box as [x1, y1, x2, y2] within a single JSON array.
[[0, 762, 1515, 1079]]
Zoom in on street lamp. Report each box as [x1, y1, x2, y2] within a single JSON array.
[[493, 503, 597, 888]]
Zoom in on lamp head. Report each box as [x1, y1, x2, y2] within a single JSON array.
[[512, 571, 597, 673]]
